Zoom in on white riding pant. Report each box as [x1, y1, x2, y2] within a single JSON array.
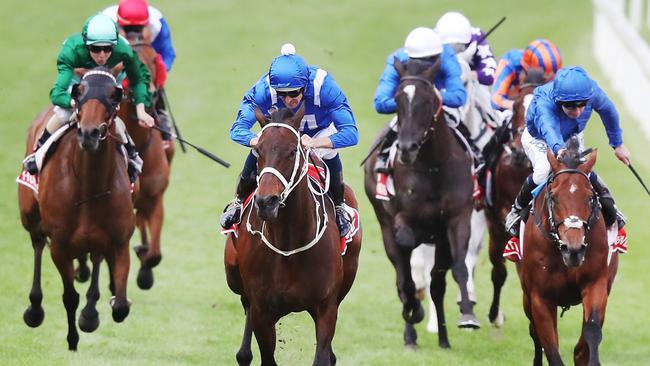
[[45, 106, 128, 144], [521, 128, 585, 185]]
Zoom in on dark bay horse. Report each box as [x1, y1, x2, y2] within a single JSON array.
[[122, 29, 173, 289], [18, 67, 135, 350], [363, 59, 476, 349], [483, 69, 543, 326], [517, 139, 618, 365], [224, 106, 362, 365]]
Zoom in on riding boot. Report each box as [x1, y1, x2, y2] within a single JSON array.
[[155, 96, 172, 141], [22, 129, 52, 175], [220, 170, 258, 229], [590, 173, 626, 228], [329, 171, 352, 237], [505, 175, 537, 236], [374, 128, 397, 174], [124, 134, 143, 184]]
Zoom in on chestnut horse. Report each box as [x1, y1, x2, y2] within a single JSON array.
[[18, 67, 135, 350], [517, 138, 618, 365], [224, 106, 362, 365], [122, 30, 173, 289], [363, 59, 476, 349], [483, 69, 543, 326]]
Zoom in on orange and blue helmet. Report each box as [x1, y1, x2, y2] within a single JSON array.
[[521, 39, 562, 75]]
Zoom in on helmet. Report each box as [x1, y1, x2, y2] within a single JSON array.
[[434, 12, 472, 45], [552, 66, 594, 102], [83, 14, 119, 46], [404, 27, 443, 58], [268, 43, 310, 91], [117, 0, 149, 26], [521, 39, 562, 75]]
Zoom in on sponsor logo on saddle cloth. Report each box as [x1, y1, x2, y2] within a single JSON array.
[[502, 182, 628, 263], [16, 123, 134, 194], [220, 162, 360, 255]]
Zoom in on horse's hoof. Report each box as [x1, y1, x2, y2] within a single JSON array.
[[110, 296, 132, 322], [133, 245, 148, 258], [75, 265, 91, 283], [23, 305, 45, 328], [458, 313, 480, 329], [489, 311, 506, 328], [404, 343, 419, 351], [426, 321, 439, 334], [137, 266, 154, 290], [402, 302, 425, 324], [144, 255, 162, 268], [438, 339, 451, 349], [78, 308, 100, 333], [236, 349, 253, 366]]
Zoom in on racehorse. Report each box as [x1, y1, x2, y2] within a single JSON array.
[[224, 106, 362, 365], [517, 137, 619, 365], [483, 68, 543, 326], [363, 58, 476, 349], [121, 29, 173, 289], [18, 67, 135, 350]]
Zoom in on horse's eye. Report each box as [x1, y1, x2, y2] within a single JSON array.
[[288, 149, 296, 158]]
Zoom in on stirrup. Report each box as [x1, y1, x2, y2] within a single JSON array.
[[335, 205, 351, 237], [22, 153, 39, 175], [220, 199, 243, 229], [504, 208, 521, 237]]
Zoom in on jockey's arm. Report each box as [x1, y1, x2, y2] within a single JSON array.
[[230, 80, 269, 147], [439, 45, 467, 108], [320, 78, 359, 149], [491, 59, 517, 110], [121, 40, 153, 109], [535, 100, 565, 155], [591, 82, 624, 153], [152, 18, 176, 71], [373, 52, 401, 114], [50, 45, 76, 109]]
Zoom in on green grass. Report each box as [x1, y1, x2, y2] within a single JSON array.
[[1, 0, 649, 364]]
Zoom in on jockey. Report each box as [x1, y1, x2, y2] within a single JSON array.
[[373, 27, 466, 193], [103, 0, 176, 141], [504, 66, 629, 244], [220, 44, 359, 237], [491, 39, 562, 111], [22, 13, 154, 183]]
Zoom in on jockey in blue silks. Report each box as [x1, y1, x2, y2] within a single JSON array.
[[220, 44, 359, 237], [505, 66, 630, 247], [372, 27, 467, 193]]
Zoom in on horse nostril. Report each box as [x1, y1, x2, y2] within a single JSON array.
[[90, 128, 101, 139]]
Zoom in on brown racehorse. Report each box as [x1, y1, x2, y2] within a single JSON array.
[[224, 106, 362, 366], [18, 67, 135, 350], [121, 29, 173, 289], [363, 59, 476, 349], [483, 69, 543, 325], [517, 137, 618, 365]]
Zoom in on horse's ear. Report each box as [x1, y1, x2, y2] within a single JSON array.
[[290, 103, 306, 131], [111, 87, 124, 106], [74, 68, 89, 78], [110, 63, 124, 77], [71, 83, 83, 101], [254, 107, 269, 127], [547, 149, 562, 172], [394, 57, 406, 77], [579, 148, 597, 173], [424, 57, 441, 81]]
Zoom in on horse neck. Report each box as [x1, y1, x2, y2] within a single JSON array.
[[72, 135, 118, 193], [119, 100, 150, 147], [265, 173, 323, 249], [420, 120, 456, 165]]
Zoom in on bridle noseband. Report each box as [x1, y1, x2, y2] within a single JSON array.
[[534, 168, 601, 250]]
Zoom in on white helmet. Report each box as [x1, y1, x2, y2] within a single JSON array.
[[435, 12, 472, 45], [404, 27, 443, 58]]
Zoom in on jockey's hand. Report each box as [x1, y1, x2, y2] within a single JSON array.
[[136, 103, 154, 128], [69, 99, 76, 109], [301, 135, 333, 149], [459, 41, 477, 63], [614, 144, 631, 165], [249, 137, 259, 147], [502, 99, 515, 110], [556, 148, 567, 160]]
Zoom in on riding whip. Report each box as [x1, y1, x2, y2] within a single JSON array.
[[628, 164, 650, 197], [150, 125, 230, 168], [359, 135, 387, 167], [476, 16, 507, 44], [159, 88, 187, 153]]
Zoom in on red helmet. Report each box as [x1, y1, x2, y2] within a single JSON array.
[[117, 0, 149, 26]]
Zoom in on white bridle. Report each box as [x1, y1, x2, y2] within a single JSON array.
[[246, 122, 332, 256]]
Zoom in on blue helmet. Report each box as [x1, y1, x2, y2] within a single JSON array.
[[268, 43, 310, 91], [552, 66, 594, 102]]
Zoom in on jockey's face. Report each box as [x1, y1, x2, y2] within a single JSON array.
[[277, 88, 304, 109], [88, 45, 113, 66], [560, 100, 587, 119]]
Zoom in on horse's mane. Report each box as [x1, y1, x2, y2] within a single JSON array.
[[405, 59, 438, 80], [523, 68, 545, 87], [270, 107, 295, 124], [558, 136, 584, 168]]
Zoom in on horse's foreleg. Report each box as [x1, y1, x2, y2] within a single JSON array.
[[78, 253, 102, 333], [410, 244, 438, 333], [446, 214, 479, 329], [107, 242, 131, 323], [464, 210, 486, 304], [134, 206, 154, 290], [311, 298, 338, 366], [143, 194, 163, 268], [487, 229, 508, 326], [431, 240, 451, 348], [236, 296, 253, 366], [575, 282, 608, 366], [50, 246, 80, 351], [23, 232, 47, 328], [530, 293, 564, 365], [523, 293, 543, 366], [250, 306, 278, 366], [75, 253, 91, 282]]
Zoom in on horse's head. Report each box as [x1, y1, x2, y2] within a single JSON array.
[[71, 67, 123, 152], [393, 58, 442, 164], [545, 137, 600, 267], [253, 105, 306, 222]]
